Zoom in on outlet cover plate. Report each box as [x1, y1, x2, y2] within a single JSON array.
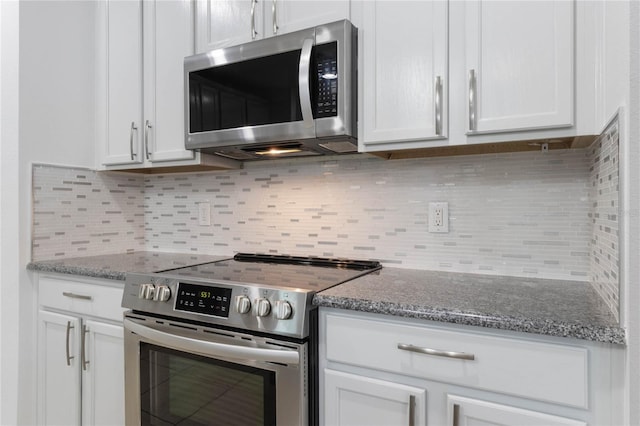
[[428, 202, 449, 233]]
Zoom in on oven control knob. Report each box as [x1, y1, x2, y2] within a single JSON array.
[[154, 285, 171, 302], [275, 300, 293, 320], [139, 284, 155, 300], [254, 298, 271, 317], [235, 295, 252, 314]]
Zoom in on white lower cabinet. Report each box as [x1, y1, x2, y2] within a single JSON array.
[[37, 274, 125, 426], [448, 395, 585, 426], [325, 369, 426, 426], [320, 309, 622, 426]]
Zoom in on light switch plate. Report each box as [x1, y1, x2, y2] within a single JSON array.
[[198, 201, 211, 226]]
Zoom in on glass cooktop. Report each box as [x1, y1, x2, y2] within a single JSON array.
[[157, 253, 382, 292]]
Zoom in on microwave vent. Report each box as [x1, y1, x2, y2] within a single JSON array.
[[318, 141, 358, 153]]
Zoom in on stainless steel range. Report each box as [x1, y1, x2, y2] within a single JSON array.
[[121, 253, 381, 426]]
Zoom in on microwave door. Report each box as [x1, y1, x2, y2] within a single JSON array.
[[186, 30, 317, 150]]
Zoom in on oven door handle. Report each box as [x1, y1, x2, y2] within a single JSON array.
[[124, 318, 300, 365]]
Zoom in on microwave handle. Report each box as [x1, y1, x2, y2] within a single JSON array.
[[298, 38, 314, 129], [123, 318, 300, 365]]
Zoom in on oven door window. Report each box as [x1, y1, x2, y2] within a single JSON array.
[[140, 343, 276, 425]]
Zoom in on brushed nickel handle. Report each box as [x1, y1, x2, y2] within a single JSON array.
[[144, 120, 152, 160], [272, 0, 278, 34], [251, 0, 258, 39], [453, 403, 460, 426], [468, 69, 477, 131], [435, 75, 443, 136], [62, 292, 92, 301], [81, 324, 89, 371], [129, 121, 138, 160], [397, 343, 475, 361], [409, 395, 416, 426], [65, 321, 74, 366]]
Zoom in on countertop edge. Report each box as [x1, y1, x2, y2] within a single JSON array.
[[313, 294, 626, 346], [27, 262, 125, 281]]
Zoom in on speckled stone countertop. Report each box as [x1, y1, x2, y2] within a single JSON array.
[[313, 268, 625, 345], [27, 252, 230, 281]]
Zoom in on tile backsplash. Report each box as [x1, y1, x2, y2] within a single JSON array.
[[143, 150, 592, 279], [31, 165, 145, 259], [589, 119, 620, 321], [31, 121, 620, 317]]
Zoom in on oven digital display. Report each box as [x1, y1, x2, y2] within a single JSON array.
[[174, 283, 233, 318]]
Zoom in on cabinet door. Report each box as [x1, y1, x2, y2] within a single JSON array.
[[102, 0, 143, 166], [464, 1, 574, 134], [325, 369, 426, 426], [38, 311, 82, 426], [268, 0, 350, 37], [360, 1, 447, 146], [82, 320, 125, 426], [448, 395, 586, 426], [195, 0, 261, 52], [144, 0, 197, 162]]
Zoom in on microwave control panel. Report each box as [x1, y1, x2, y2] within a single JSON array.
[[314, 42, 338, 118]]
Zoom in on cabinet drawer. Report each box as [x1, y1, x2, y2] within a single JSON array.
[[325, 314, 588, 409], [38, 276, 125, 322]]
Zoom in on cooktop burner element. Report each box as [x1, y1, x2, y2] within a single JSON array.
[[122, 253, 381, 339]]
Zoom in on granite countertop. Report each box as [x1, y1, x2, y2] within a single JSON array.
[[313, 267, 625, 345], [27, 251, 230, 281]]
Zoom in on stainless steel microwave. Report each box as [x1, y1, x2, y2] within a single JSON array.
[[184, 20, 357, 160]]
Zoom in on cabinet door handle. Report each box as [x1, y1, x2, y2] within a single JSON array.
[[251, 0, 258, 39], [397, 343, 475, 361], [81, 324, 89, 371], [434, 75, 443, 136], [468, 69, 477, 132], [408, 394, 416, 426], [452, 403, 460, 426], [129, 121, 138, 160], [62, 292, 92, 301], [65, 321, 75, 366], [144, 120, 152, 160], [272, 0, 278, 34]]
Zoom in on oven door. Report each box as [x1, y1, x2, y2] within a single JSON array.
[[123, 314, 308, 426]]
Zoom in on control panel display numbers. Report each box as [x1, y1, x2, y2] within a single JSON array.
[[175, 282, 232, 318]]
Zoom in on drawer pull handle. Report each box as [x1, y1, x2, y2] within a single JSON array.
[[62, 292, 92, 301], [397, 343, 475, 361]]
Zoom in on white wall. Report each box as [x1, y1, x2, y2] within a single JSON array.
[[626, 1, 640, 423], [1, 1, 21, 424], [16, 1, 97, 423]]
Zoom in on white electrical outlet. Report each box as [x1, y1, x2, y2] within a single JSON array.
[[198, 201, 211, 226], [428, 202, 449, 233]]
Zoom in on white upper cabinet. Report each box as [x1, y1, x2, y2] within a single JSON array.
[[360, 1, 447, 145], [358, 0, 586, 153], [464, 0, 574, 134], [143, 0, 196, 163], [195, 0, 257, 52], [98, 0, 239, 171], [195, 0, 350, 53], [270, 0, 350, 36], [102, 0, 144, 166]]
